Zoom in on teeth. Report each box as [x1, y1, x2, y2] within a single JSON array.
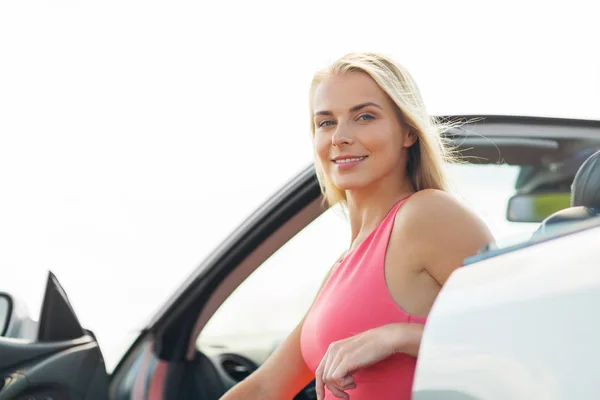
[[334, 157, 366, 164]]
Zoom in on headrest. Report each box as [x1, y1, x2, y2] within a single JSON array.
[[572, 149, 600, 208]]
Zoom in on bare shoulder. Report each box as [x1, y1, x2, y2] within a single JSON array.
[[399, 189, 491, 230], [393, 189, 495, 284]]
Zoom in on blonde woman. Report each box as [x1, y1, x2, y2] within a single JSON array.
[[221, 53, 493, 400]]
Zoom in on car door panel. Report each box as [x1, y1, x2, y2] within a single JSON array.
[[413, 224, 600, 400]]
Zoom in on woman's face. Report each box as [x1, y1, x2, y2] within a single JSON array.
[[312, 72, 415, 192]]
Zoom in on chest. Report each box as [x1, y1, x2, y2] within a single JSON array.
[[301, 254, 417, 371]]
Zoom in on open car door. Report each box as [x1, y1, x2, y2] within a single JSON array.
[[0, 272, 109, 399]]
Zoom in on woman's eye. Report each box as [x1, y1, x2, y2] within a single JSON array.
[[318, 120, 336, 128], [357, 114, 375, 121]]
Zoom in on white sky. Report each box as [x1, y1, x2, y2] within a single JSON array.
[[1, 0, 599, 371]]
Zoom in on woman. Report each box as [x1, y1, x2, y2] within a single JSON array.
[[220, 52, 494, 400]]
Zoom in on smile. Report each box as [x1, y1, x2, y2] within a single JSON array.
[[332, 156, 368, 164]]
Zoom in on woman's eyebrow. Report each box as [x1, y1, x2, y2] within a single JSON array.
[[349, 102, 383, 112], [314, 102, 383, 117]]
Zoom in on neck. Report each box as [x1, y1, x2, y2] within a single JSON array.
[[345, 174, 414, 248]]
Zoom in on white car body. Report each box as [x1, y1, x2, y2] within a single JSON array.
[[414, 222, 600, 400]]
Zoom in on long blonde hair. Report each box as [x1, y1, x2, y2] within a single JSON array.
[[309, 52, 457, 207]]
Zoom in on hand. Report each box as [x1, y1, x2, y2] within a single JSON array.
[[315, 323, 419, 399]]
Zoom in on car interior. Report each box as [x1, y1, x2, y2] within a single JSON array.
[[2, 116, 600, 400]]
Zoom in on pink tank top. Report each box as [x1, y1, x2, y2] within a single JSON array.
[[300, 197, 426, 400]]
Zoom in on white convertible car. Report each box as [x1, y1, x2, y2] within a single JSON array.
[[1, 115, 599, 399]]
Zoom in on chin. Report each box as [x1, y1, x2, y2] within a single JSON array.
[[330, 176, 373, 191]]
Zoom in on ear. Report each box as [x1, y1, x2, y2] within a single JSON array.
[[402, 127, 418, 148]]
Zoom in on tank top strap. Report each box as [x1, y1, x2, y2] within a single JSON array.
[[334, 195, 413, 269], [374, 195, 411, 238], [363, 195, 412, 261]]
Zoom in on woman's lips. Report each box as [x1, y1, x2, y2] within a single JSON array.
[[332, 156, 368, 170]]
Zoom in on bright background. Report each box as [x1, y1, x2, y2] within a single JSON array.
[[1, 0, 599, 371]]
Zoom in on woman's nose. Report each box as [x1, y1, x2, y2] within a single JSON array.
[[331, 123, 355, 147]]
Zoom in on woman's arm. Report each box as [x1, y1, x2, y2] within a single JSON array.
[[313, 322, 425, 399], [387, 322, 424, 357]]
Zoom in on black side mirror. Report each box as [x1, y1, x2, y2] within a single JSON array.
[[0, 293, 13, 336], [0, 292, 37, 339]]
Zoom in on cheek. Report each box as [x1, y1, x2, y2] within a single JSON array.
[[313, 134, 330, 162], [361, 126, 395, 154], [362, 126, 405, 164]]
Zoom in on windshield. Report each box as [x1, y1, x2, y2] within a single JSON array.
[[1, 2, 598, 373]]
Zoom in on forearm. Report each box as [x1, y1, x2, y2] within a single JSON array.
[[219, 376, 269, 400], [387, 323, 424, 358]]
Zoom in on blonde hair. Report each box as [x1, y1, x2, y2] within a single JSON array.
[[309, 52, 457, 207]]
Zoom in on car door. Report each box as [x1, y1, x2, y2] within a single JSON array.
[[412, 218, 600, 400], [0, 272, 109, 399]]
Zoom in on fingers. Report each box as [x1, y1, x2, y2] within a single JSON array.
[[333, 375, 356, 392], [338, 375, 355, 389], [323, 345, 346, 398], [315, 362, 325, 399], [325, 365, 351, 398], [317, 353, 356, 399], [317, 352, 347, 399]]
